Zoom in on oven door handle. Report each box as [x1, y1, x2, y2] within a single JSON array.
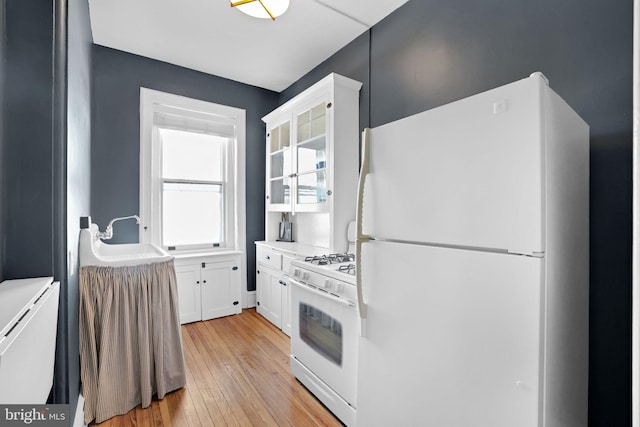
[[288, 278, 356, 308]]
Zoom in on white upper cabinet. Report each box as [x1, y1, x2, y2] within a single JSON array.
[[267, 117, 292, 211], [293, 97, 329, 212], [263, 74, 362, 215]]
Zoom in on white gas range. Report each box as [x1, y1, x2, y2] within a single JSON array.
[[287, 252, 359, 426], [291, 253, 356, 294]]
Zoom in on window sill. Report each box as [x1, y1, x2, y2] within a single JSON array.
[[171, 249, 243, 260]]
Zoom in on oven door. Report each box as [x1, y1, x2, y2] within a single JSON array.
[[289, 277, 359, 406]]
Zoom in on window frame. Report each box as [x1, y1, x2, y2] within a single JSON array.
[[140, 88, 246, 256]]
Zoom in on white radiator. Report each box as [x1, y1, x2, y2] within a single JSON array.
[[0, 277, 60, 404]]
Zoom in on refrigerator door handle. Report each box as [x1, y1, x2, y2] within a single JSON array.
[[356, 128, 372, 336]]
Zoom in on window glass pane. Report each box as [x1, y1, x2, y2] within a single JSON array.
[[279, 122, 290, 149], [270, 126, 280, 153], [297, 171, 326, 204], [162, 182, 223, 246], [310, 103, 326, 138], [270, 148, 291, 178], [270, 121, 290, 152], [160, 128, 226, 181], [297, 139, 326, 173], [270, 177, 290, 204], [297, 110, 310, 143]]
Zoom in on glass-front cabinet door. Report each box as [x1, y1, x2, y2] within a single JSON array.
[[294, 100, 330, 212], [262, 73, 362, 248], [267, 119, 292, 211], [266, 99, 331, 213]]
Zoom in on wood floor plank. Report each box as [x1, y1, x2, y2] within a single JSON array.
[[91, 309, 344, 427], [181, 333, 222, 426], [184, 326, 243, 427], [150, 401, 163, 427], [212, 320, 311, 426], [134, 403, 151, 426], [201, 318, 283, 426], [190, 323, 264, 426], [203, 318, 281, 427], [224, 311, 341, 427]]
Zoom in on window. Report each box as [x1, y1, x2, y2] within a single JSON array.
[[140, 89, 246, 253], [160, 129, 226, 248]]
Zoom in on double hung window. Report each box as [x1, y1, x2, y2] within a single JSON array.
[[140, 89, 245, 252], [159, 128, 226, 248]]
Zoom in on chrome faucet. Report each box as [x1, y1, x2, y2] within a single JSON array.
[[96, 215, 141, 240]]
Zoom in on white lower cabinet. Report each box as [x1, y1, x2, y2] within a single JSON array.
[[280, 272, 292, 336], [255, 243, 297, 336], [175, 254, 242, 324], [175, 263, 201, 324], [256, 265, 293, 336], [256, 265, 283, 329]]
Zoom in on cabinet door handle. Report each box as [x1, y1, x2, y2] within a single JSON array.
[[279, 280, 286, 286], [203, 280, 207, 284], [196, 281, 200, 284], [266, 255, 270, 260]]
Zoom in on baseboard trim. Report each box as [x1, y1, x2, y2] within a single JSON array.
[[246, 290, 256, 308], [73, 393, 86, 427]]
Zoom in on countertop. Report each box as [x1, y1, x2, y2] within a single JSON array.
[[0, 277, 54, 335], [254, 241, 329, 257]]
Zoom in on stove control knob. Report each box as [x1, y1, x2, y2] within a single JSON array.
[[323, 280, 334, 291], [302, 272, 310, 281], [335, 283, 344, 293], [293, 269, 301, 278]]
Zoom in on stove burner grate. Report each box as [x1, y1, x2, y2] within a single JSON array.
[[338, 264, 356, 276], [304, 253, 355, 265]]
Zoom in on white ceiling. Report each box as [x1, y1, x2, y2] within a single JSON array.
[[88, 0, 409, 92]]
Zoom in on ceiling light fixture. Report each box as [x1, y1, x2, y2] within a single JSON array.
[[230, 0, 290, 21]]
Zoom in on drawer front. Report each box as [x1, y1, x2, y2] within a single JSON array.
[[256, 246, 282, 270]]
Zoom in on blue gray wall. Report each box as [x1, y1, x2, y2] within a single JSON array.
[[61, 0, 92, 414], [0, 0, 91, 416], [283, 0, 632, 424], [280, 31, 371, 134], [90, 46, 278, 292], [2, 0, 55, 279], [0, 0, 5, 282], [371, 3, 631, 425]]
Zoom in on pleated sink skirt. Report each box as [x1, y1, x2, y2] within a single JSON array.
[[79, 259, 186, 424]]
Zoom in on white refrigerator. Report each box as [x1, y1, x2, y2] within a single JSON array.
[[354, 72, 589, 427]]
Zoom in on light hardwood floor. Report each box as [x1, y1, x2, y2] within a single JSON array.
[[91, 309, 344, 427]]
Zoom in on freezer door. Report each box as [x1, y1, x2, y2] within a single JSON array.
[[362, 74, 546, 253], [356, 240, 543, 427]]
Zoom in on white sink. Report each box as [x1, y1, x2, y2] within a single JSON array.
[[79, 224, 172, 267]]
